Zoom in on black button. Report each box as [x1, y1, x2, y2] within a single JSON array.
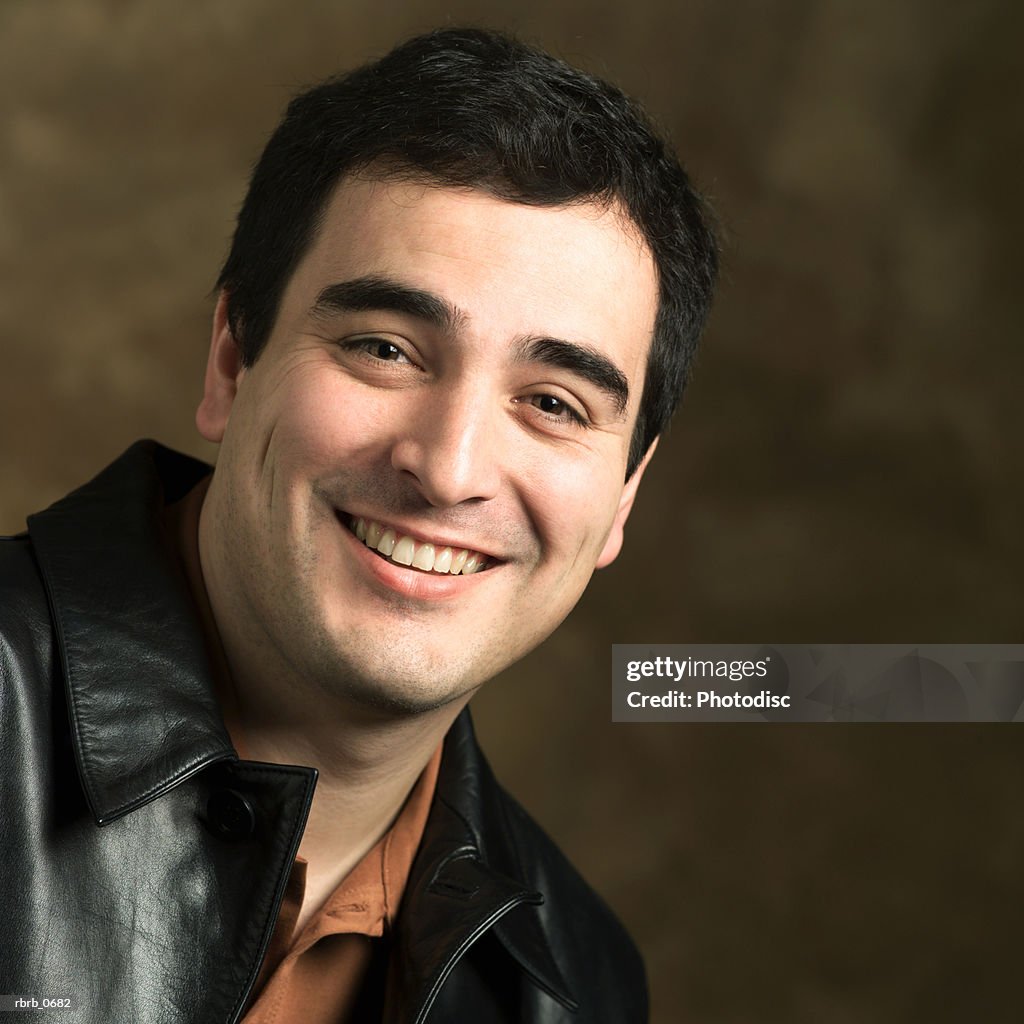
[[206, 788, 256, 841]]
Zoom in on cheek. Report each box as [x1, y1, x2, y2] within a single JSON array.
[[525, 456, 623, 565], [265, 374, 395, 472]]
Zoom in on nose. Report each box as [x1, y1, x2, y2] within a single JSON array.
[[390, 390, 503, 507]]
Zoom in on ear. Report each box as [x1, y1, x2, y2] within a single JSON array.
[[196, 291, 245, 443], [595, 438, 658, 569]]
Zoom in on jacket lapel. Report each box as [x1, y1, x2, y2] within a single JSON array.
[[26, 440, 236, 825]]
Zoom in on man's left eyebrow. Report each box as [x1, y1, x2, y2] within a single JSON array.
[[309, 275, 463, 333], [515, 337, 630, 415]]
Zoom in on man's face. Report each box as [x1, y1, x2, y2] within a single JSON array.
[[198, 176, 659, 713]]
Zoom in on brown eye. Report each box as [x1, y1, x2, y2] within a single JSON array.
[[523, 393, 588, 427], [535, 395, 566, 415], [370, 340, 404, 361], [340, 335, 421, 371]]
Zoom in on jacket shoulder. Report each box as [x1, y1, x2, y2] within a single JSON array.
[[435, 713, 649, 1020]]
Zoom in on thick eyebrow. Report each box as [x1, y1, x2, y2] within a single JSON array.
[[515, 337, 630, 415], [309, 275, 463, 333]]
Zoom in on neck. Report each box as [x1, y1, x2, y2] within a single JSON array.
[[166, 475, 464, 919]]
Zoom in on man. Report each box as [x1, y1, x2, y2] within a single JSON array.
[[0, 28, 716, 1023]]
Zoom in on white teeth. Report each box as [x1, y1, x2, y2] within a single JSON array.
[[348, 516, 489, 576], [433, 546, 453, 573], [412, 543, 435, 571], [391, 535, 415, 566]]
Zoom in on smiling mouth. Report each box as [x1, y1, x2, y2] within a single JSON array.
[[344, 515, 492, 575]]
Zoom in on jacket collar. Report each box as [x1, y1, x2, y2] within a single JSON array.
[[27, 440, 235, 825], [398, 711, 578, 1018], [27, 440, 577, 1013]]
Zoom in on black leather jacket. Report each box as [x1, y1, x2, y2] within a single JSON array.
[[0, 442, 647, 1023]]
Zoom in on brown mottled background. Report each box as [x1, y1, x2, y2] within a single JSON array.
[[2, 2, 1021, 1021]]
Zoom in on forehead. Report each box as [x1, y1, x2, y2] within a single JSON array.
[[280, 176, 659, 390]]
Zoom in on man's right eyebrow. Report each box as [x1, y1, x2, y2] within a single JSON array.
[[309, 276, 464, 333]]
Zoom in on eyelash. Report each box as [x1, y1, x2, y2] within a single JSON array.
[[341, 337, 591, 429]]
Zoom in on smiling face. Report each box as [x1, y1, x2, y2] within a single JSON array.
[[196, 176, 659, 714]]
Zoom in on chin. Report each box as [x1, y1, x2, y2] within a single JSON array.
[[334, 673, 473, 718], [312, 642, 480, 717]]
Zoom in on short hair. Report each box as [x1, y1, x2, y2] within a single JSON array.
[[217, 27, 718, 477]]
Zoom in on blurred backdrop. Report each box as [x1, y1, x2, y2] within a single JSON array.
[[2, 2, 1021, 1021]]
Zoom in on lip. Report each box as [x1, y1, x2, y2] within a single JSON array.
[[337, 511, 494, 601]]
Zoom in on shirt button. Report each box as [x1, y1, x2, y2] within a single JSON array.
[[206, 788, 256, 841]]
